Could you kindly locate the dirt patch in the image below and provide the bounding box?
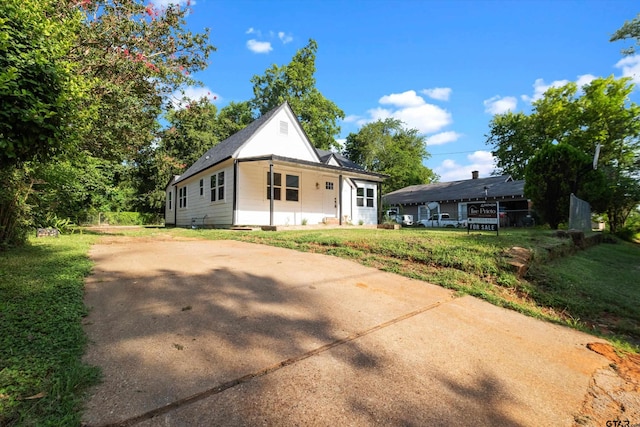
[574,342,640,426]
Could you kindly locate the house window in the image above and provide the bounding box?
[168,191,172,210]
[210,171,225,202]
[325,181,334,190]
[279,120,288,135]
[179,186,187,208]
[199,179,204,197]
[267,172,282,200]
[285,174,299,201]
[366,188,374,207]
[357,187,375,208]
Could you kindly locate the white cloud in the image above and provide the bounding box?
[392,104,452,134]
[247,39,272,54]
[434,151,497,182]
[522,74,597,103]
[421,87,452,101]
[246,27,255,34]
[170,86,219,109]
[278,31,293,44]
[379,90,425,107]
[615,55,640,84]
[483,95,517,115]
[576,74,597,87]
[342,114,361,123]
[428,131,462,146]
[361,91,452,134]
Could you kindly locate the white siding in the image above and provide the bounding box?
[341,178,354,224]
[352,180,379,225]
[174,160,234,227]
[327,156,340,167]
[236,161,336,226]
[165,187,175,225]
[235,108,319,162]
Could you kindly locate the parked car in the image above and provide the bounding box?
[394,214,414,226]
[418,213,466,228]
[385,210,414,226]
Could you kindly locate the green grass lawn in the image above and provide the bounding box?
[1,226,638,425]
[0,234,100,426]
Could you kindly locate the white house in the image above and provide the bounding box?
[165,102,386,228]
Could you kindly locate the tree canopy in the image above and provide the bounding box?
[0,0,215,246]
[486,76,640,232]
[524,144,607,229]
[250,39,344,150]
[70,0,214,161]
[0,0,84,166]
[610,13,640,55]
[343,118,437,193]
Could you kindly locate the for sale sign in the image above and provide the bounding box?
[467,202,499,234]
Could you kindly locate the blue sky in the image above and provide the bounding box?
[161,0,639,182]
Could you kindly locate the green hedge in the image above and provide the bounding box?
[100,212,163,226]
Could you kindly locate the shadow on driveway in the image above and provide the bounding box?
[82,239,606,426]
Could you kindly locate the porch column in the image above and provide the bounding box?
[232,160,238,226]
[338,174,343,225]
[269,162,274,226]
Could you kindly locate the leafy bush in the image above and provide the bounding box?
[36,214,74,234]
[99,212,163,226]
[615,210,640,242]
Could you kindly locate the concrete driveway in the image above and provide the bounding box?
[81,237,609,426]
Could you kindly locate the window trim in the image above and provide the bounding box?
[267,172,282,201]
[179,186,187,209]
[366,188,374,207]
[356,186,375,208]
[210,171,225,203]
[267,172,299,202]
[199,179,204,197]
[285,174,299,202]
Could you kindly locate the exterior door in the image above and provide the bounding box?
[322,178,338,218]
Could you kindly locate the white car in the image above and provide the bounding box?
[395,214,414,226]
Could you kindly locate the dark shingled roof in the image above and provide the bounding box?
[174,102,288,185]
[173,102,376,185]
[383,175,525,205]
[315,149,365,170]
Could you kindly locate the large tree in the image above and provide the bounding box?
[485,112,546,179]
[216,101,256,141]
[70,0,215,162]
[486,76,640,232]
[524,144,607,229]
[0,0,84,166]
[344,118,437,193]
[1,0,215,246]
[250,39,344,150]
[0,0,86,246]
